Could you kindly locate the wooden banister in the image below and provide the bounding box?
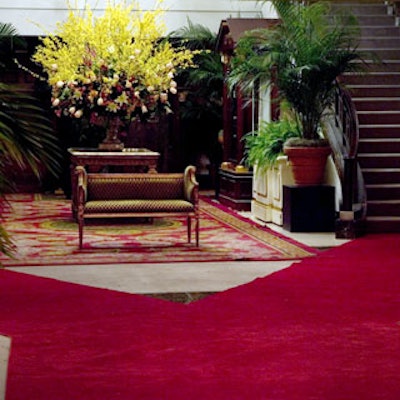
[324,84,367,238]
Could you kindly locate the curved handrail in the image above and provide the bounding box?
[390,1,400,17]
[336,87,359,158]
[324,84,367,224]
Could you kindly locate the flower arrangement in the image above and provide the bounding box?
[32,0,196,124]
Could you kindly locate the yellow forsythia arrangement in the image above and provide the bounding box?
[32,0,196,121]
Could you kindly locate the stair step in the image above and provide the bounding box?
[357,111,400,125]
[344,73,400,85]
[367,200,400,216]
[353,98,400,111]
[362,168,400,184]
[362,61,400,73]
[360,26,400,36]
[359,125,400,138]
[359,138,400,153]
[332,4,389,15]
[349,85,400,97]
[361,49,400,60]
[357,15,397,25]
[358,153,400,168]
[359,37,400,48]
[364,183,400,200]
[365,217,400,233]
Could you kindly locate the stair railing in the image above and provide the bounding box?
[324,84,367,238]
[392,1,400,25]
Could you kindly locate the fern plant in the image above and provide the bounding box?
[243,118,301,171]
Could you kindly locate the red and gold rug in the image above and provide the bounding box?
[0,193,316,266]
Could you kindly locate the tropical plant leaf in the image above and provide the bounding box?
[229,0,366,140]
[0,83,61,177]
[0,22,26,71]
[170,19,224,121]
[0,22,62,258]
[243,118,301,170]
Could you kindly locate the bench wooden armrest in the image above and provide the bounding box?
[74,165,200,249]
[75,166,87,221]
[184,165,199,207]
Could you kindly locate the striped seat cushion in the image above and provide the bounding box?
[84,199,195,214]
[87,177,184,200]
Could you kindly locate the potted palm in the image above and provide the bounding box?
[229,0,363,185]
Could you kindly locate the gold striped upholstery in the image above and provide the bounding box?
[85,199,194,214]
[87,176,185,201]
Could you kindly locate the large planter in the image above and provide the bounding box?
[283,145,331,185]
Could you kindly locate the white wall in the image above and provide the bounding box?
[0,1,275,36]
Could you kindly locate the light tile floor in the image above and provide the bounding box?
[6,222,350,295]
[0,335,11,400]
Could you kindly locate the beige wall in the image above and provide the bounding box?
[0,1,275,35]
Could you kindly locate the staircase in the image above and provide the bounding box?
[336,1,400,233]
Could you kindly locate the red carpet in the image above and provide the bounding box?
[0,194,315,266]
[1,234,400,399]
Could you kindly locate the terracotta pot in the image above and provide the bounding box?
[283,145,331,185]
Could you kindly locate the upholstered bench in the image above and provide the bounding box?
[75,165,199,249]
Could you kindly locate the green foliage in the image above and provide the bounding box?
[0,22,61,258]
[243,118,301,171]
[0,22,25,71]
[0,84,60,178]
[229,0,363,140]
[170,20,223,121]
[170,19,218,51]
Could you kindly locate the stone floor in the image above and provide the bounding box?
[6,224,349,297]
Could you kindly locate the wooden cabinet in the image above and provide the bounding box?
[218,169,253,211]
[216,18,277,210]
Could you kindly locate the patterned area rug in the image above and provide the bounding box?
[0,193,316,266]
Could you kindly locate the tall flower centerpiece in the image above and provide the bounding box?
[32,0,196,150]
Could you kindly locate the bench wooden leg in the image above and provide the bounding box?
[195,216,199,247]
[187,216,191,243]
[78,219,84,249]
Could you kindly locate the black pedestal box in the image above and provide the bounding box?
[283,185,335,232]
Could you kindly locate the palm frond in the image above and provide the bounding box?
[0,22,26,71]
[0,83,61,177]
[0,22,62,259]
[171,20,224,123]
[229,0,365,139]
[0,22,18,37]
[170,19,217,50]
